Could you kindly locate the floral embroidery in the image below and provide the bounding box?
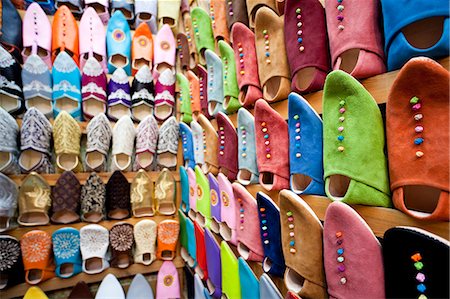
[82,57,104,77]
[110,224,134,252]
[157,117,179,155]
[53,232,80,260]
[21,233,52,263]
[158,222,179,245]
[164,275,173,286]
[20,108,53,154]
[81,173,106,217]
[0,238,20,271]
[80,227,109,255]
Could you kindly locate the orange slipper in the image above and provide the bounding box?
[132,23,154,76]
[52,6,79,66]
[156,220,180,260]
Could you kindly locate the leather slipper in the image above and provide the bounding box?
[131,169,155,217]
[134,219,157,265]
[106,170,131,219]
[52,227,82,278]
[80,224,110,274]
[110,222,134,269]
[21,230,55,284]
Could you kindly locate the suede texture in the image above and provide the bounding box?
[194,65,213,119]
[208,173,221,233]
[197,114,219,175]
[194,220,208,280]
[386,57,449,221]
[177,73,193,124]
[216,112,238,181]
[205,49,225,116]
[186,216,197,267]
[179,209,188,250]
[247,0,278,28]
[180,166,190,213]
[383,227,449,299]
[191,7,215,61]
[209,0,230,43]
[187,167,198,219]
[231,22,263,108]
[238,258,260,299]
[260,273,283,299]
[254,99,290,191]
[226,0,249,29]
[220,241,241,299]
[279,190,327,298]
[288,93,325,196]
[237,108,259,185]
[322,70,391,207]
[183,14,199,68]
[187,70,202,116]
[325,0,386,78]
[191,120,205,167]
[324,201,385,298]
[233,183,264,262]
[218,40,240,114]
[256,192,286,277]
[382,0,450,71]
[255,7,291,102]
[204,228,222,298]
[195,165,211,228]
[218,173,237,245]
[180,122,196,169]
[177,33,191,71]
[284,0,329,93]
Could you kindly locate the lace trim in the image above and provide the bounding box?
[0,47,15,68]
[158,69,176,86]
[132,89,154,101]
[53,80,81,94]
[23,80,53,93]
[109,89,131,101]
[135,65,153,83]
[23,55,49,74]
[0,75,22,92]
[82,82,107,96]
[53,52,78,73]
[111,68,129,84]
[155,90,175,104]
[82,58,104,77]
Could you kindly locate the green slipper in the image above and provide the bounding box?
[191,7,215,65]
[176,73,193,124]
[221,241,242,299]
[322,70,391,207]
[195,165,211,228]
[219,40,241,114]
[178,209,187,250]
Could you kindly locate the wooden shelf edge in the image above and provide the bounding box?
[0,257,185,298]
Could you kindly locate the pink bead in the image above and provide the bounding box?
[240,59,244,63]
[297,30,302,35]
[265,141,270,146]
[295,136,300,140]
[415,126,423,133]
[339,108,346,114]
[416,273,425,282]
[297,15,301,19]
[229,11,234,16]
[240,219,244,223]
[338,126,344,132]
[263,233,268,237]
[288,217,294,222]
[266,148,270,152]
[412,103,421,111]
[289,232,294,237]
[296,123,300,128]
[264,34,269,39]
[265,46,269,50]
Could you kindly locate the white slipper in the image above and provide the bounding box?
[80,224,110,274]
[134,219,157,265]
[95,273,125,299]
[111,115,136,172]
[127,274,154,299]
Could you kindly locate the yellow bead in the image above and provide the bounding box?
[266,154,271,159]
[338,146,345,152]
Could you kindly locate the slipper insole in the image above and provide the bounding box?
[108,208,129,219]
[58,153,78,171]
[237,169,253,183]
[404,185,441,215]
[237,242,251,260]
[55,97,78,114]
[115,8,132,19]
[159,203,175,215]
[285,268,306,293]
[85,257,103,271]
[111,54,128,69]
[294,67,317,91]
[328,174,351,199]
[0,152,10,170]
[114,153,131,170]
[162,17,175,26]
[208,101,218,115]
[210,219,220,234]
[133,58,151,70]
[23,46,50,59]
[265,77,282,101]
[116,253,130,268]
[0,216,9,231]
[20,212,48,225]
[402,17,445,49]
[27,97,52,116]
[220,223,232,241]
[135,207,155,217]
[83,98,105,117]
[137,152,153,169]
[261,172,275,187]
[158,153,176,168]
[27,269,43,284]
[338,49,360,74]
[59,263,74,277]
[87,2,107,13]
[161,250,174,260]
[132,105,153,122]
[291,174,313,193]
[0,273,7,289]
[143,253,152,263]
[223,96,232,109]
[86,151,105,169]
[137,12,153,21]
[52,210,79,224]
[83,211,103,223]
[109,104,130,120]
[19,150,43,171]
[0,94,19,113]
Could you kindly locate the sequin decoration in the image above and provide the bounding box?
[336,231,346,285]
[295,8,304,52]
[238,197,244,230]
[411,252,427,298]
[336,0,345,30]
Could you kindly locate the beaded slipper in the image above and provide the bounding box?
[225,0,249,29]
[216,112,238,181]
[80,224,110,274]
[191,120,205,168]
[209,0,229,43]
[21,230,55,284]
[52,227,82,278]
[180,166,190,213]
[180,123,196,169]
[110,222,134,268]
[177,72,193,124]
[191,7,215,65]
[237,108,259,185]
[187,70,202,119]
[219,40,240,113]
[134,219,157,265]
[197,114,219,175]
[205,49,225,117]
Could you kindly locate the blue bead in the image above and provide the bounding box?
[337,0,343,2]
[297,38,303,43]
[296,143,300,148]
[242,147,247,151]
[265,52,270,57]
[290,241,295,246]
[417,284,426,293]
[338,135,344,141]
[240,208,244,212]
[337,248,344,255]
[220,146,224,150]
[264,134,269,139]
[414,138,424,145]
[239,53,244,57]
[262,220,267,224]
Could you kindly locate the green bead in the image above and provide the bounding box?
[410,96,420,104]
[293,114,299,120]
[414,261,424,270]
[339,100,346,106]
[240,126,245,130]
[296,8,301,13]
[286,211,293,216]
[263,29,267,34]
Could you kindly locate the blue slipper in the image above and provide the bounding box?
[180,123,196,169]
[186,216,197,268]
[260,273,283,299]
[238,258,260,299]
[204,228,222,298]
[179,166,190,214]
[107,11,132,75]
[52,227,82,278]
[205,49,226,117]
[208,173,221,234]
[237,108,259,185]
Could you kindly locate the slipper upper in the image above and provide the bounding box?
[177,72,193,124]
[191,120,205,166]
[51,170,81,224]
[22,55,52,110]
[195,65,212,119]
[176,33,190,71]
[238,258,260,299]
[180,122,196,169]
[208,173,221,225]
[180,167,190,213]
[225,0,249,29]
[0,173,18,223]
[220,241,241,299]
[106,11,131,75]
[195,165,211,228]
[210,0,230,42]
[237,108,259,185]
[52,227,82,278]
[156,261,181,299]
[52,6,79,66]
[218,173,238,245]
[197,114,219,175]
[216,112,238,181]
[204,228,222,297]
[79,7,107,73]
[205,49,225,116]
[259,273,283,299]
[218,40,240,114]
[154,24,176,69]
[81,172,106,222]
[106,170,131,218]
[86,114,111,159]
[194,221,208,280]
[157,116,179,156]
[81,57,107,114]
[191,8,215,56]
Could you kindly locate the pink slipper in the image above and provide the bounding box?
[154,24,176,76]
[218,173,238,246]
[156,261,180,299]
[79,7,107,73]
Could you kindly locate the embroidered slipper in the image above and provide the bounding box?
[23,287,49,299]
[382,1,449,71]
[51,170,81,224]
[110,222,134,268]
[233,183,264,262]
[325,0,385,78]
[195,165,211,228]
[131,169,155,217]
[247,0,279,28]
[131,65,155,122]
[260,273,283,299]
[180,166,190,213]
[154,69,176,122]
[52,227,82,278]
[191,120,205,167]
[0,174,18,232]
[238,258,259,299]
[155,168,177,215]
[209,0,229,43]
[18,108,54,174]
[208,173,221,234]
[231,23,263,108]
[205,49,225,116]
[387,57,449,220]
[237,108,259,185]
[81,57,108,120]
[85,113,112,172]
[128,274,154,299]
[107,68,132,121]
[0,108,20,175]
[21,230,55,284]
[216,112,238,181]
[194,221,208,280]
[197,114,219,175]
[157,0,181,30]
[323,70,391,207]
[132,23,153,76]
[52,6,79,66]
[81,172,106,223]
[218,173,237,245]
[96,274,125,299]
[135,0,158,34]
[80,224,110,274]
[284,0,329,93]
[226,0,249,29]
[134,115,158,171]
[156,220,180,260]
[52,52,82,121]
[220,241,241,299]
[79,7,107,74]
[156,261,181,299]
[180,123,196,169]
[1,0,23,64]
[187,167,198,220]
[84,0,109,25]
[134,219,157,265]
[111,115,135,172]
[288,92,325,196]
[194,65,212,119]
[254,99,290,191]
[107,11,132,75]
[157,116,179,169]
[53,111,82,172]
[17,172,51,226]
[255,7,291,102]
[153,24,176,77]
[177,72,193,124]
[279,190,327,297]
[0,46,24,115]
[68,281,94,299]
[187,70,202,119]
[256,191,286,277]
[204,228,222,297]
[106,170,131,219]
[324,201,385,298]
[111,0,135,24]
[0,236,24,289]
[191,7,215,65]
[177,33,191,71]
[218,41,240,113]
[22,3,52,69]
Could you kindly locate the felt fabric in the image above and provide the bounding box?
[208,173,221,234]
[237,108,259,185]
[157,0,180,30]
[180,167,190,213]
[220,241,241,299]
[177,73,193,124]
[131,23,153,76]
[216,112,238,181]
[279,190,327,298]
[191,7,215,63]
[52,227,82,278]
[218,40,240,114]
[322,70,391,207]
[106,11,132,75]
[231,23,263,108]
[156,261,181,299]
[256,191,286,277]
[197,114,219,175]
[324,201,385,298]
[209,0,230,43]
[187,70,202,117]
[325,0,386,78]
[260,274,283,299]
[233,183,264,262]
[254,99,290,191]
[180,123,196,169]
[386,57,449,221]
[191,120,205,167]
[218,173,238,245]
[195,165,211,228]
[153,25,176,73]
[288,92,325,196]
[382,0,450,71]
[247,0,278,28]
[187,167,198,220]
[204,228,222,298]
[51,6,79,66]
[284,0,329,93]
[383,227,449,299]
[238,258,260,299]
[205,49,225,116]
[255,7,291,102]
[225,0,249,29]
[186,216,198,268]
[194,65,213,119]
[194,220,209,280]
[177,33,191,71]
